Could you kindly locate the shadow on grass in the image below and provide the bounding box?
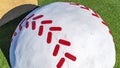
[0,4,38,66]
[0,4,38,26]
[0,13,28,66]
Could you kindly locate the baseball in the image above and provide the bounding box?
[10,2,116,68]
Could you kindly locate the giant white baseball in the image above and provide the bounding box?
[10,2,116,68]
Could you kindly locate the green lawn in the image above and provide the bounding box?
[0,0,120,68]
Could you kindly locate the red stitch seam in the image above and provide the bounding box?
[19,25,22,31]
[102,21,108,26]
[38,25,44,36]
[92,11,99,18]
[19,18,26,31]
[109,31,112,35]
[20,18,26,24]
[65,52,76,61]
[53,44,60,56]
[33,15,44,20]
[57,58,65,68]
[13,32,17,36]
[59,39,71,46]
[80,6,89,10]
[32,21,36,30]
[47,32,52,44]
[26,21,29,28]
[27,14,35,20]
[49,27,62,31]
[41,20,52,24]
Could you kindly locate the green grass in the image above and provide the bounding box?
[0,0,120,68]
[0,49,9,68]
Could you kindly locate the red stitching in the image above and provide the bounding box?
[92,11,99,18]
[33,15,43,20]
[19,18,26,31]
[32,21,36,30]
[45,26,62,43]
[69,2,80,6]
[49,27,62,31]
[109,31,112,35]
[38,20,53,37]
[65,52,76,61]
[26,21,29,28]
[27,14,35,20]
[80,6,89,10]
[13,32,17,36]
[14,13,77,67]
[68,1,110,38]
[20,18,26,24]
[19,25,22,31]
[38,25,44,36]
[59,39,71,46]
[41,20,52,24]
[57,58,65,68]
[47,32,52,44]
[54,39,76,67]
[102,21,108,26]
[15,5,112,67]
[53,44,60,56]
